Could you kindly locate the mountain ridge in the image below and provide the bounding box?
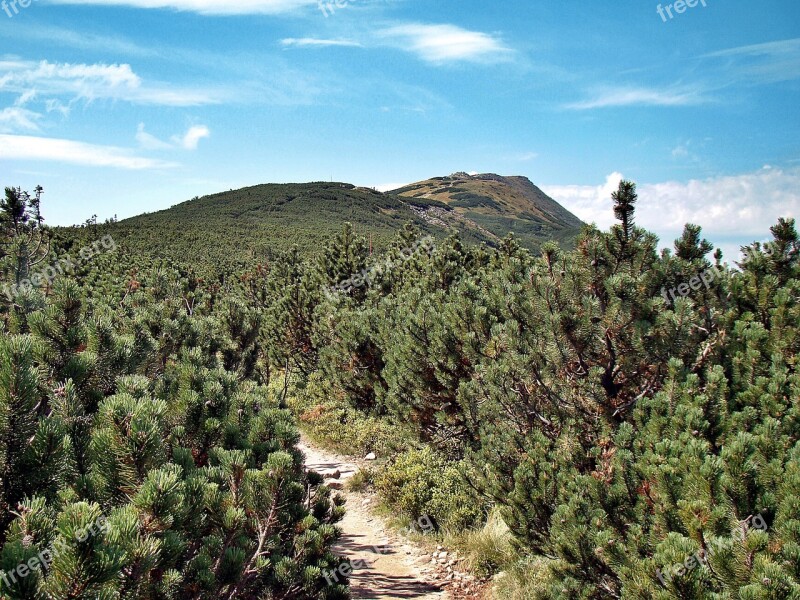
[93,174,583,273]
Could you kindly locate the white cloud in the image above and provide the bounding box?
[543,172,625,230]
[0,92,45,132]
[543,167,800,258]
[638,168,799,237]
[136,123,210,150]
[174,125,210,149]
[378,24,511,65]
[45,99,72,117]
[15,89,37,106]
[47,0,315,15]
[0,60,141,91]
[0,134,177,169]
[0,60,224,106]
[0,107,41,132]
[281,38,363,48]
[567,86,708,110]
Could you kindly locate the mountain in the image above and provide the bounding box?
[81,176,583,273]
[392,172,584,250]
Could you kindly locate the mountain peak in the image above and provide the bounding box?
[391,173,583,249]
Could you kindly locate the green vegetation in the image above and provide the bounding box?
[63,175,584,280]
[393,172,584,250]
[78,183,439,276]
[3,175,799,599]
[0,186,348,600]
[448,192,504,211]
[274,183,798,598]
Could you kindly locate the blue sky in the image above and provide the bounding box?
[0,0,798,259]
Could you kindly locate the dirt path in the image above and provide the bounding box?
[299,437,445,600]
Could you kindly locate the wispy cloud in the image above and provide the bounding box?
[0,107,41,133]
[702,37,800,85]
[281,38,363,48]
[566,86,709,110]
[47,0,315,15]
[0,134,177,169]
[5,23,160,58]
[669,138,710,167]
[0,91,42,133]
[567,37,800,112]
[0,60,225,106]
[377,23,512,65]
[0,60,141,92]
[135,123,173,150]
[361,79,452,114]
[704,37,800,60]
[136,123,210,150]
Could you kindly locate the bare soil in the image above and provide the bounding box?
[299,438,446,600]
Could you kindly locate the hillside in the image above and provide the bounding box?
[83,176,583,273]
[4,182,799,600]
[392,172,584,249]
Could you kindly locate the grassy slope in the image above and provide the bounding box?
[61,177,584,274]
[393,172,584,249]
[89,183,454,273]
